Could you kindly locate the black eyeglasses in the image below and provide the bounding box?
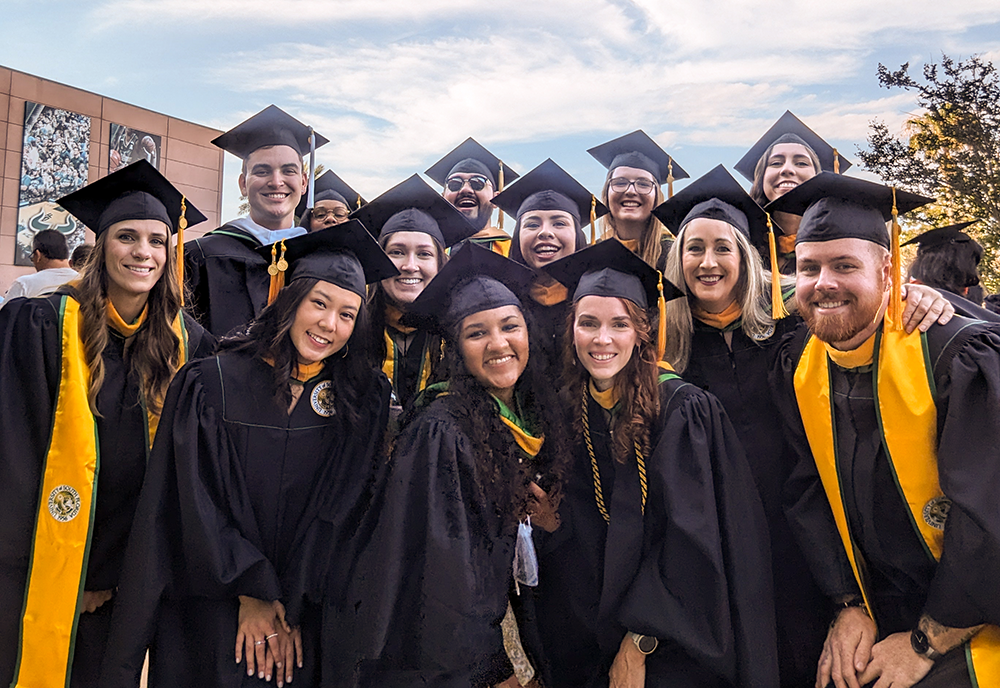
[446,175,490,192]
[609,177,656,195]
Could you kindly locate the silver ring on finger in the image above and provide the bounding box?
[266,633,278,639]
[255,639,266,645]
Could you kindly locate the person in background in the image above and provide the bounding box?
[70,242,94,271]
[735,110,850,274]
[425,137,519,256]
[185,105,328,336]
[297,169,365,233]
[1,229,78,306]
[587,129,688,270]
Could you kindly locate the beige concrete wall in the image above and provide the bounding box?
[0,65,223,293]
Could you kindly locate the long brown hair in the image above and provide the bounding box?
[563,297,660,463]
[598,171,669,269]
[748,139,821,205]
[77,225,182,416]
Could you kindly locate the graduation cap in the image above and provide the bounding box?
[587,130,688,196]
[58,160,208,307]
[766,172,934,330]
[402,242,535,335]
[545,238,684,359]
[350,174,476,249]
[296,170,367,219]
[425,137,519,192]
[901,221,981,256]
[254,219,398,303]
[211,105,329,159]
[734,110,852,182]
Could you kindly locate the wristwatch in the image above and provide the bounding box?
[910,628,944,661]
[629,632,658,655]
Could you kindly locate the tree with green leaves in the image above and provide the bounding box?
[858,54,1000,291]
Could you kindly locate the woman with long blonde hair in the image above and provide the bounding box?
[0,161,213,688]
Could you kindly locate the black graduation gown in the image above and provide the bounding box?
[774,318,1000,637]
[100,352,390,688]
[523,297,570,379]
[184,225,270,337]
[0,293,213,688]
[682,316,829,686]
[531,377,779,688]
[322,394,517,687]
[385,326,433,410]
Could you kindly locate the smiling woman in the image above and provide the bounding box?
[323,244,569,686]
[0,162,214,688]
[100,222,397,688]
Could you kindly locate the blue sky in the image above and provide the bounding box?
[2,0,998,222]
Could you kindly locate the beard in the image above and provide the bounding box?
[801,279,886,345]
[453,192,492,230]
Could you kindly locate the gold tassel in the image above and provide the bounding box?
[177,196,187,307]
[767,213,789,319]
[266,240,288,305]
[356,194,362,210]
[590,195,597,245]
[657,272,667,361]
[887,188,903,331]
[666,156,675,198]
[833,148,841,174]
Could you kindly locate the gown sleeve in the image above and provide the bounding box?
[924,327,1000,628]
[616,383,779,688]
[329,402,512,687]
[100,359,283,687]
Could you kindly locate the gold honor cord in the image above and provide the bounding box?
[581,386,647,522]
[13,297,99,688]
[794,329,1000,683]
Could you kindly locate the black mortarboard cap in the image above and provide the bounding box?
[765,173,933,248]
[587,130,688,186]
[403,243,535,334]
[58,159,207,235]
[254,220,397,298]
[491,159,608,227]
[901,221,980,252]
[545,238,683,309]
[652,165,768,246]
[212,105,329,159]
[734,110,851,181]
[296,170,367,218]
[425,137,519,190]
[350,174,476,249]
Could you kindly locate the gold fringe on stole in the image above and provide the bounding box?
[767,213,789,319]
[666,156,675,198]
[13,298,98,688]
[177,196,187,307]
[887,189,903,332]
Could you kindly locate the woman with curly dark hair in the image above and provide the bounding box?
[533,239,779,688]
[0,161,213,688]
[100,222,396,688]
[323,243,568,687]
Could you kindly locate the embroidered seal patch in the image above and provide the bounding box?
[311,380,335,417]
[923,496,952,530]
[48,485,81,522]
[751,325,776,342]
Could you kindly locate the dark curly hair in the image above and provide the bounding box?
[562,297,660,464]
[427,311,571,529]
[220,277,375,425]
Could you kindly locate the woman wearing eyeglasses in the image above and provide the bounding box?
[301,192,352,232]
[588,131,688,271]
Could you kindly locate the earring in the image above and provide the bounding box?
[340,343,349,359]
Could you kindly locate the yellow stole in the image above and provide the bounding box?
[529,279,569,307]
[13,296,188,688]
[382,329,432,402]
[793,325,1000,684]
[469,226,512,257]
[691,301,742,330]
[493,396,544,458]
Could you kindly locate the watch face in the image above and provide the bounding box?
[911,629,930,655]
[637,635,657,654]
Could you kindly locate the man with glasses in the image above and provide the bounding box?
[425,138,519,256]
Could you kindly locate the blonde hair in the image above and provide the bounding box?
[662,219,794,372]
[598,171,669,269]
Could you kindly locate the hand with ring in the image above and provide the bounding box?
[235,596,292,681]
